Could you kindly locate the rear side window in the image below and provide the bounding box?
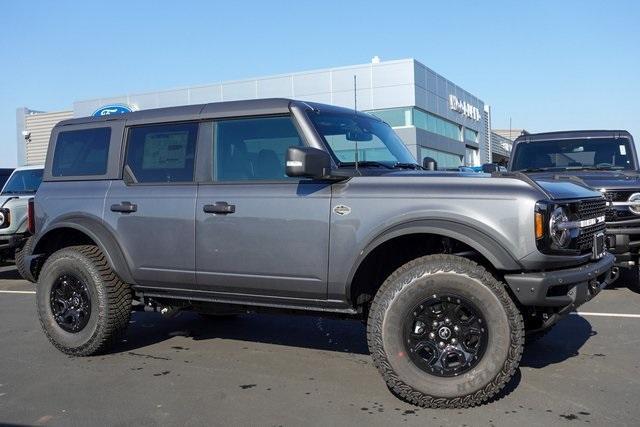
[52,128,111,176]
[125,123,198,183]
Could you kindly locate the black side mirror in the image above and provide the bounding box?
[423,156,438,171]
[286,146,332,179]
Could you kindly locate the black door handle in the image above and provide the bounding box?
[203,202,236,215]
[110,201,137,213]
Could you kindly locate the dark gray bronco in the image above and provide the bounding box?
[19,99,615,408]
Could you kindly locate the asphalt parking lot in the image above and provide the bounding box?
[0,263,639,426]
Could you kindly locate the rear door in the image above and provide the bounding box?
[104,122,198,288]
[195,116,332,299]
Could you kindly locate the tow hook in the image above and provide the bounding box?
[610,266,620,284]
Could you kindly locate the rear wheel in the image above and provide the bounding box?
[367,255,524,408]
[36,245,132,356]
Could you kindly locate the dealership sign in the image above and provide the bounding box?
[93,104,135,117]
[448,95,481,121]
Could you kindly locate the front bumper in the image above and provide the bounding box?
[605,217,640,267]
[0,234,25,251]
[504,252,615,308]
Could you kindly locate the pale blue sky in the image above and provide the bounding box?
[1,0,639,167]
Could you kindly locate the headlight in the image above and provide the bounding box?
[0,208,9,229]
[549,207,571,248]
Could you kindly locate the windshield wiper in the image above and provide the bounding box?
[340,161,394,169]
[393,162,422,170]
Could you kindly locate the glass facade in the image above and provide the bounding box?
[420,147,463,169]
[464,128,478,143]
[368,108,411,128]
[413,108,461,141]
[369,107,463,142]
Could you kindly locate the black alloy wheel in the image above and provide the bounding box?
[403,294,488,377]
[50,273,92,333]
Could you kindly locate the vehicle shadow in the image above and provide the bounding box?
[521,314,594,369]
[0,266,21,281]
[112,309,595,367]
[113,310,370,355]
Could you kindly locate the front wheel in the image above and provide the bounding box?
[36,245,132,356]
[367,255,524,408]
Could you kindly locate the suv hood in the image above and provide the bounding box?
[524,170,640,192]
[0,194,30,208]
[364,169,603,201]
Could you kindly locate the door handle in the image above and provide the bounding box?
[110,201,137,213]
[203,202,236,215]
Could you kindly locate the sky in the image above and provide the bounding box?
[0,0,639,167]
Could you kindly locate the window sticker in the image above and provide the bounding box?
[620,145,627,156]
[142,132,188,169]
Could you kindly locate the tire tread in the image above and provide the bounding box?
[38,245,132,356]
[366,254,524,408]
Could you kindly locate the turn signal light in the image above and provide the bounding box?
[535,212,544,240]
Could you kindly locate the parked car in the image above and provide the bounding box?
[0,165,43,262]
[0,168,14,190]
[20,99,614,408]
[509,130,639,287]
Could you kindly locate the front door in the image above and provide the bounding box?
[104,122,199,288]
[195,116,331,300]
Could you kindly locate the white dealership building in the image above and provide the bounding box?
[17,58,494,168]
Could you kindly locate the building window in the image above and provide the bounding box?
[367,108,412,127]
[52,127,111,177]
[464,128,478,143]
[419,147,463,169]
[465,147,480,167]
[412,108,461,141]
[125,123,198,183]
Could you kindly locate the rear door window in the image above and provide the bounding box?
[52,128,111,176]
[125,123,198,183]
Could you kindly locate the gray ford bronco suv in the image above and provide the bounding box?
[509,130,639,288]
[19,99,614,408]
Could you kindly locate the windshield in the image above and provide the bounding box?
[1,169,43,195]
[307,111,417,167]
[511,138,636,171]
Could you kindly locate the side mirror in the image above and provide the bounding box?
[286,146,332,179]
[423,156,438,171]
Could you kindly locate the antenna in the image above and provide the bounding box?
[353,75,359,174]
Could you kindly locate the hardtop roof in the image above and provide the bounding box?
[514,129,634,144]
[55,98,378,128]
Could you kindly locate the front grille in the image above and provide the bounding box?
[576,198,606,220]
[576,222,606,251]
[605,207,636,223]
[573,198,607,252]
[603,191,640,224]
[603,191,634,203]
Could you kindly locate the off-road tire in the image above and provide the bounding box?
[15,235,35,282]
[367,254,524,408]
[37,245,132,356]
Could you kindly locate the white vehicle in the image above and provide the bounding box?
[0,165,43,262]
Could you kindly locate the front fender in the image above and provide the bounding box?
[335,218,524,304]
